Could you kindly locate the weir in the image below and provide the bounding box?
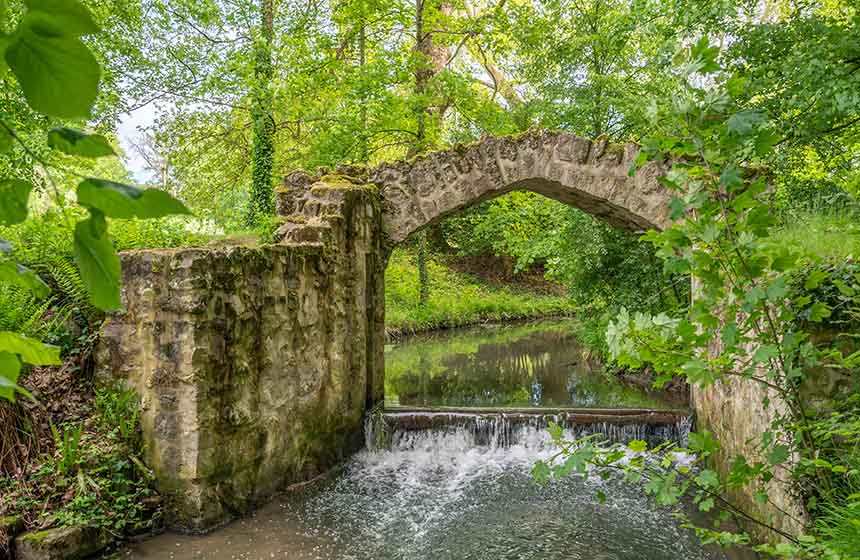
[368,408,692,450]
[129,401,738,560]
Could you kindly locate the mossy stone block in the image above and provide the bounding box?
[14,526,112,560]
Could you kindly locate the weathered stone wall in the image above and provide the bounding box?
[695,331,858,541]
[97,183,383,531]
[693,381,806,539]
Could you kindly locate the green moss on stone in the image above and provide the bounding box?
[318,174,361,186]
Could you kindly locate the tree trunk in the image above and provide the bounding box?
[247,0,276,226]
[411,0,451,305]
[359,17,368,163]
[417,232,430,305]
[413,0,429,304]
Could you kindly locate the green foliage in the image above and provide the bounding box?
[538,31,860,558]
[4,4,100,119]
[385,248,576,334]
[0,179,32,225]
[47,127,115,158]
[815,485,860,559]
[77,179,191,221]
[110,216,207,252]
[44,257,90,314]
[94,386,140,447]
[442,192,687,314]
[569,312,612,363]
[0,0,192,400]
[772,214,860,271]
[50,422,83,475]
[73,213,121,310]
[0,285,70,343]
[3,424,159,535]
[0,260,49,297]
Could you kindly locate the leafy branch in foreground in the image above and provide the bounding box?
[536,37,860,560]
[0,0,192,400]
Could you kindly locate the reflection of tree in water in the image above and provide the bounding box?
[391,327,582,406]
[566,375,598,407]
[387,321,675,409]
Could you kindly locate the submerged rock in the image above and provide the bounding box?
[14,526,112,560]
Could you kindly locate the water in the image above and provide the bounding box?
[128,420,747,560]
[384,320,682,409]
[126,320,748,560]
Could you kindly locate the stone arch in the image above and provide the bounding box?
[95,129,798,538]
[369,130,672,248]
[97,130,678,531]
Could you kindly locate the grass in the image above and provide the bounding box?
[771,211,860,261]
[384,248,577,335]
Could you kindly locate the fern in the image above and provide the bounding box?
[45,258,92,313]
[0,257,88,344]
[0,285,70,342]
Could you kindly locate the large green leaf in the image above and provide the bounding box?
[0,261,50,297]
[24,0,99,36]
[768,444,790,466]
[77,178,192,219]
[694,469,719,489]
[73,212,121,310]
[48,127,115,158]
[726,110,766,137]
[688,430,720,455]
[0,331,61,365]
[0,179,32,225]
[0,351,23,401]
[5,25,100,119]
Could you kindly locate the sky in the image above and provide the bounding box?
[116,103,158,183]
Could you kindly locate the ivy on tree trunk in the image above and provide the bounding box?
[248,0,276,227]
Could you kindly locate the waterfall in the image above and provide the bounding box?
[365,409,692,452]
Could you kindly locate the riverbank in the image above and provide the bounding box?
[384,249,577,338]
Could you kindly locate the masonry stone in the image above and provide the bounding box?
[97,130,798,539]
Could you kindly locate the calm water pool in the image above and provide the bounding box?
[385,319,679,409]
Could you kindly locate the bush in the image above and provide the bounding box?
[0,387,160,536]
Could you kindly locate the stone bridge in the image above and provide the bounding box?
[276,130,670,251]
[97,130,791,537]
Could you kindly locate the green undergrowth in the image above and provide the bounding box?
[385,248,577,335]
[0,386,160,538]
